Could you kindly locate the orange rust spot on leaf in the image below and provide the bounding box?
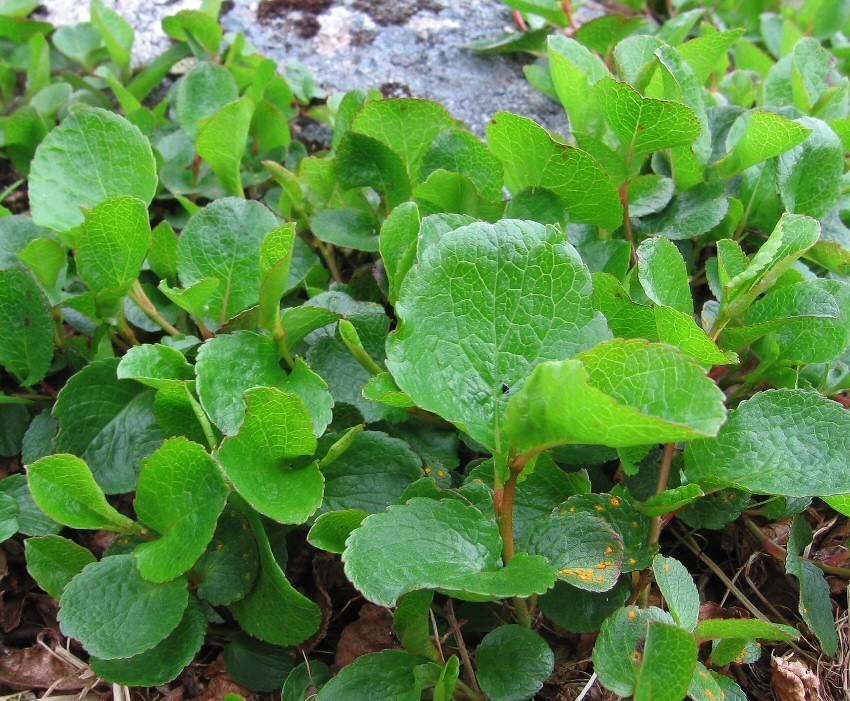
[610,497,621,507]
[628,610,637,620]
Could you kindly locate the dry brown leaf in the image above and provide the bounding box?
[334,603,395,670]
[0,645,88,691]
[771,655,823,701]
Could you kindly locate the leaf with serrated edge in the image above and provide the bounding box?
[504,339,726,453]
[386,219,609,454]
[634,622,698,701]
[58,554,188,659]
[118,343,194,389]
[685,389,850,496]
[216,388,321,524]
[133,438,228,583]
[25,535,95,599]
[27,454,139,533]
[343,498,556,607]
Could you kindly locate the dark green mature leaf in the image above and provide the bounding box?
[477,626,554,701]
[343,498,555,606]
[133,438,227,583]
[216,388,321,524]
[29,108,157,231]
[229,500,321,645]
[90,596,207,685]
[77,196,150,296]
[282,661,332,701]
[0,473,59,535]
[685,389,850,496]
[25,535,95,599]
[785,515,838,655]
[0,491,17,541]
[652,555,699,630]
[316,650,434,701]
[420,128,504,202]
[637,181,729,241]
[53,357,164,494]
[520,510,623,592]
[487,112,622,228]
[58,554,188,659]
[193,505,259,606]
[504,339,726,452]
[27,454,139,533]
[777,117,844,218]
[539,578,631,633]
[593,606,675,697]
[177,198,277,328]
[634,623,698,701]
[386,219,609,453]
[595,78,700,162]
[223,635,295,692]
[0,266,53,385]
[318,430,422,514]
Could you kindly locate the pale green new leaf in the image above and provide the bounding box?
[25,535,95,599]
[652,555,699,630]
[134,438,228,583]
[637,237,693,315]
[504,339,726,453]
[634,623,698,701]
[118,343,194,389]
[197,97,254,197]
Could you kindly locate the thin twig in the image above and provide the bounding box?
[445,599,481,696]
[575,673,598,701]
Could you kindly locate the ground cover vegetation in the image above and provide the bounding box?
[0,0,849,698]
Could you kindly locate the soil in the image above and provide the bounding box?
[378,81,412,99]
[351,0,443,26]
[256,0,334,25]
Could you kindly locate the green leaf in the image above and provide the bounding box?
[308,509,368,554]
[316,650,434,701]
[197,98,254,197]
[29,108,156,232]
[53,357,164,494]
[637,180,729,241]
[363,372,415,408]
[685,389,850,496]
[0,216,50,270]
[0,491,17,541]
[90,596,206,686]
[27,454,139,533]
[216,387,321,524]
[177,198,277,327]
[520,510,623,592]
[351,98,457,181]
[58,554,188,659]
[420,129,504,202]
[504,339,726,452]
[678,29,745,85]
[501,0,567,25]
[0,472,59,535]
[477,626,554,701]
[335,132,411,209]
[91,0,133,78]
[539,578,631,633]
[487,112,622,228]
[637,237,693,315]
[19,237,66,290]
[193,504,259,606]
[386,219,609,453]
[77,196,151,297]
[785,515,838,655]
[414,170,503,221]
[595,78,701,162]
[281,306,341,347]
[636,484,704,517]
[380,201,420,306]
[711,111,812,180]
[777,117,844,218]
[319,430,422,514]
[693,618,799,641]
[223,635,295,692]
[593,606,675,697]
[25,535,94,599]
[634,623,698,701]
[311,208,378,252]
[159,277,219,321]
[282,661,332,701]
[175,62,239,139]
[162,9,221,56]
[118,343,194,389]
[343,498,556,607]
[229,500,321,646]
[0,266,54,385]
[627,175,675,217]
[548,35,609,136]
[654,306,737,367]
[652,555,699,631]
[133,437,227,583]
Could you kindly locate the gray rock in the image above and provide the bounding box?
[42,0,569,136]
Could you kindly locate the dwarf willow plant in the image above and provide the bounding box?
[1,0,849,699]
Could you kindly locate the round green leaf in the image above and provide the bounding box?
[685,389,850,496]
[216,387,321,524]
[194,504,259,606]
[343,497,556,607]
[117,343,195,389]
[315,650,432,701]
[90,596,207,686]
[476,625,554,701]
[133,437,228,582]
[175,62,239,139]
[0,266,54,386]
[29,108,156,231]
[25,535,95,600]
[58,554,188,659]
[539,578,631,633]
[386,219,609,453]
